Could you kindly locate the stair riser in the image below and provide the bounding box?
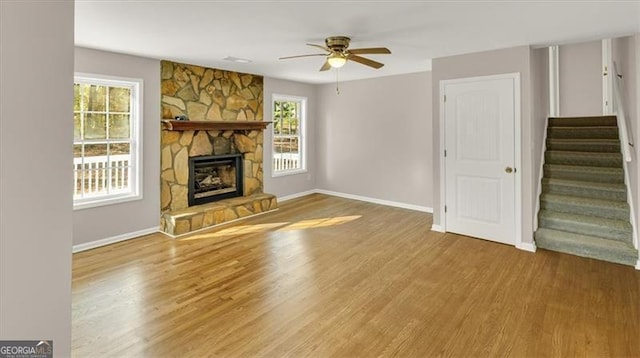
[547,128,618,139]
[538,216,631,242]
[549,117,618,127]
[542,183,627,201]
[535,235,637,266]
[543,169,624,184]
[545,153,622,168]
[540,200,629,220]
[545,141,620,153]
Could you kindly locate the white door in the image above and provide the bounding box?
[443,76,517,245]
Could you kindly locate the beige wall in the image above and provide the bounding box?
[0,1,74,355]
[316,72,433,209]
[559,40,602,116]
[263,77,318,198]
[431,46,535,244]
[74,48,161,245]
[531,47,550,217]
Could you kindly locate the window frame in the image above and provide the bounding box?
[271,94,307,177]
[73,73,144,210]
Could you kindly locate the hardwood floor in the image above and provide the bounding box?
[72,194,640,357]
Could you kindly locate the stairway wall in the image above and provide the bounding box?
[531,47,550,214]
[613,35,639,249]
[559,40,603,116]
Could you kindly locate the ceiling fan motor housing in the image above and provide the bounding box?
[325,36,351,52]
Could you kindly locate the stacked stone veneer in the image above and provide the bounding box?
[160,60,276,236]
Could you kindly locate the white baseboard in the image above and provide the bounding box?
[314,189,433,213]
[516,242,537,253]
[431,224,445,232]
[635,259,640,270]
[73,226,159,253]
[278,190,316,202]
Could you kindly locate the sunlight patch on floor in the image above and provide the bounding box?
[277,215,362,231]
[180,215,362,241]
[181,223,289,241]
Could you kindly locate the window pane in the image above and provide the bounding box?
[84,113,106,139]
[274,136,285,154]
[288,117,299,135]
[73,144,83,158]
[84,143,108,157]
[111,166,130,190]
[109,142,130,156]
[74,83,81,112]
[108,114,130,139]
[82,84,107,112]
[74,113,82,140]
[290,137,300,154]
[109,87,131,112]
[273,116,281,135]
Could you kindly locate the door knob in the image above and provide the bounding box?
[505,167,514,173]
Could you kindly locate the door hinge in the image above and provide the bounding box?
[444,205,447,213]
[444,94,447,102]
[444,149,447,157]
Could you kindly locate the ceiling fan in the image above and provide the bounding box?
[279,36,391,71]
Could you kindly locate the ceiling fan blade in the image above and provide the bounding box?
[319,61,331,71]
[307,43,330,52]
[348,54,384,69]
[348,47,391,55]
[279,54,327,60]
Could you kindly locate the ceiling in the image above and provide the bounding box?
[75,1,640,84]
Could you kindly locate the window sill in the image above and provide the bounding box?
[272,169,308,178]
[73,193,142,211]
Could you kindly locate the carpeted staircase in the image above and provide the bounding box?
[535,115,639,266]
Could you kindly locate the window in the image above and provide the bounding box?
[272,95,306,176]
[73,74,142,209]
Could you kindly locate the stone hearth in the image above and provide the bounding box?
[160,60,276,236]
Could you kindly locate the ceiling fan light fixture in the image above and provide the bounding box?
[327,53,347,68]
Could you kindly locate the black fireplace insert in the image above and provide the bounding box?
[188,154,243,206]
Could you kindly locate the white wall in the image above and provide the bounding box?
[73,47,161,246]
[263,77,317,198]
[316,72,433,209]
[432,46,535,244]
[559,40,602,116]
[0,1,74,356]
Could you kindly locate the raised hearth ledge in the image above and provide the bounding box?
[162,120,271,131]
[161,193,278,237]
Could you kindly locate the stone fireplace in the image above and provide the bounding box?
[160,61,277,236]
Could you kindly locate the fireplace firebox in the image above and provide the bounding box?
[188,154,243,206]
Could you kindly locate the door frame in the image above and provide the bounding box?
[438,72,523,248]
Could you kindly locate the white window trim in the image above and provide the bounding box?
[271,94,307,177]
[73,73,144,210]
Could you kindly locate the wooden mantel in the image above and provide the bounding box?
[162,120,271,131]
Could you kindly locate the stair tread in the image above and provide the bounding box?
[542,178,626,191]
[535,227,638,266]
[546,150,621,157]
[546,138,620,144]
[539,210,632,232]
[549,116,617,120]
[540,193,629,210]
[549,126,618,130]
[544,164,623,174]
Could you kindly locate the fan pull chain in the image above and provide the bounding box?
[335,68,340,95]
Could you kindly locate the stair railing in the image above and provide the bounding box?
[612,61,633,162]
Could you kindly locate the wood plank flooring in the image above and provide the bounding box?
[72,194,640,357]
